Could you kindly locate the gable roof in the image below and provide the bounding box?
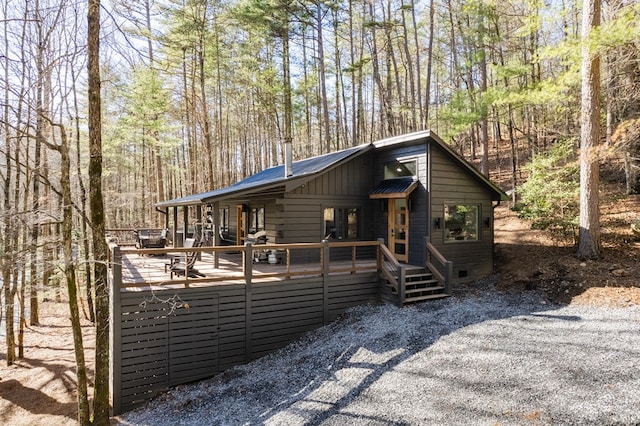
[156,130,507,208]
[373,130,508,201]
[156,144,371,208]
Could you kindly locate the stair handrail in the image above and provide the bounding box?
[377,239,400,295]
[425,237,453,294]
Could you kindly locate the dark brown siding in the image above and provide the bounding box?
[429,143,495,281]
[372,142,429,266]
[279,152,375,245]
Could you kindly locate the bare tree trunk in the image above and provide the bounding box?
[30,0,45,327]
[282,22,293,155]
[410,0,423,127]
[423,0,435,128]
[44,122,90,424]
[477,4,489,175]
[2,0,16,365]
[199,33,216,190]
[88,0,111,422]
[400,0,417,130]
[316,1,331,153]
[71,61,95,322]
[577,0,601,259]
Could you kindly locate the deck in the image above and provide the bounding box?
[108,239,451,415]
[114,241,380,289]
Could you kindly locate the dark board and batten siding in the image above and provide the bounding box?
[372,142,429,266]
[429,144,495,280]
[281,151,375,244]
[111,270,380,415]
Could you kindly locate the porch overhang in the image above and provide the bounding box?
[368,177,418,199]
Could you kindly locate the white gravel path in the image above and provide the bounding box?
[118,282,640,425]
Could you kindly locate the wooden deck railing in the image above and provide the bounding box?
[376,238,405,306]
[425,237,453,294]
[112,240,381,289]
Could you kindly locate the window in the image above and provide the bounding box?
[444,205,479,242]
[219,207,229,234]
[384,160,417,179]
[249,206,265,233]
[324,208,359,240]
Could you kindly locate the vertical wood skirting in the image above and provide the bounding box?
[110,245,122,415]
[322,240,330,325]
[244,242,253,361]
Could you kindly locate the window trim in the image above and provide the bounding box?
[443,204,480,243]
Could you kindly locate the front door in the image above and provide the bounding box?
[388,198,409,262]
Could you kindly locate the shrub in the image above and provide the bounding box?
[515,139,580,243]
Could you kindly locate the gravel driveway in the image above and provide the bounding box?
[118,282,640,425]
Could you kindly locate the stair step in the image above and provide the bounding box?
[405,270,432,276]
[405,279,440,288]
[405,276,434,283]
[404,293,450,304]
[405,285,445,295]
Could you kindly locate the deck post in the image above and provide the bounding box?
[213,201,220,268]
[397,264,406,307]
[444,260,453,294]
[244,242,253,361]
[424,236,430,268]
[322,240,330,324]
[110,244,123,415]
[376,238,384,269]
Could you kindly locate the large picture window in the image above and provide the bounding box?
[324,208,359,240]
[444,204,479,242]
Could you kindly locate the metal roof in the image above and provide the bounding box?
[156,130,508,208]
[369,177,419,198]
[156,144,370,207]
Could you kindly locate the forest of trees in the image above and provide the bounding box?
[0,0,639,422]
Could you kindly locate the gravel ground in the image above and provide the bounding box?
[118,281,640,426]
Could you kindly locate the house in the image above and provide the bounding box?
[156,130,507,284]
[109,130,508,414]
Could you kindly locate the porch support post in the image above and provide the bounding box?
[244,242,253,361]
[213,201,220,268]
[164,207,169,230]
[172,207,178,247]
[182,206,188,246]
[322,240,330,325]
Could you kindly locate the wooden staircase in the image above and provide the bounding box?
[402,266,449,305]
[381,264,449,306]
[378,240,452,307]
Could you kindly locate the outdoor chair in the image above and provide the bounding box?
[244,230,268,245]
[165,237,205,278]
[134,228,168,250]
[245,230,269,262]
